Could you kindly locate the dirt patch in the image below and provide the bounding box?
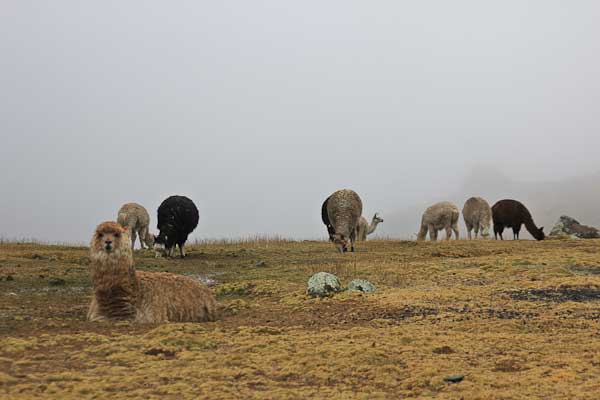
[506,287,600,302]
[433,346,455,354]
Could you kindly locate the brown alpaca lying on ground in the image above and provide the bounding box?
[88,221,217,323]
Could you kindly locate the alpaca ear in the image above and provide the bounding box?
[540,227,544,231]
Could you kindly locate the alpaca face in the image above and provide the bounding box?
[90,222,132,263]
[374,213,384,224]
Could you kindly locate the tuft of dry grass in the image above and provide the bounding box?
[0,238,599,399]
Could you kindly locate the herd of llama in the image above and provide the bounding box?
[321,189,545,253]
[111,190,545,257]
[87,189,546,323]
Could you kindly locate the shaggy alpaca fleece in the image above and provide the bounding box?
[117,202,154,249]
[462,197,492,240]
[154,195,199,258]
[326,189,363,253]
[88,221,217,323]
[417,201,460,241]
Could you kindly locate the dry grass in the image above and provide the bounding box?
[1,238,599,399]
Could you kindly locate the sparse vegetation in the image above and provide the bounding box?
[1,239,599,399]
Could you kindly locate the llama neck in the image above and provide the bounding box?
[367,219,381,235]
[91,260,139,320]
[523,218,540,236]
[91,254,138,293]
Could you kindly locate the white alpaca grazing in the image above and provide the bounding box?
[117,203,154,250]
[462,197,492,240]
[417,202,460,241]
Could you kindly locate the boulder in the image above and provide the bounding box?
[549,215,600,239]
[307,272,342,297]
[347,279,376,293]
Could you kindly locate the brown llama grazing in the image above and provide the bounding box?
[491,199,545,241]
[88,221,218,323]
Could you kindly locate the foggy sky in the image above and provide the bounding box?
[1,1,600,243]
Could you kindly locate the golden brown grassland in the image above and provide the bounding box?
[0,239,599,399]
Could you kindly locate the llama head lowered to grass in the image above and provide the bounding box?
[325,189,363,253]
[492,199,545,241]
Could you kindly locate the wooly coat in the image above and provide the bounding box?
[462,197,492,240]
[492,199,545,240]
[326,189,363,253]
[357,213,384,241]
[154,195,199,258]
[321,196,336,241]
[417,201,460,241]
[117,203,154,249]
[88,221,217,323]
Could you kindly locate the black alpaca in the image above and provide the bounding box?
[321,196,335,241]
[492,199,545,241]
[155,195,199,258]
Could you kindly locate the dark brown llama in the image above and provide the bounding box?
[491,199,545,240]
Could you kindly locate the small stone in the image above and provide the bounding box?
[48,277,66,286]
[347,279,376,293]
[255,261,266,267]
[6,275,14,281]
[307,272,342,297]
[443,375,465,383]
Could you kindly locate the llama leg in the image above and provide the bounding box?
[473,224,479,239]
[428,225,437,241]
[130,230,137,250]
[498,226,504,240]
[466,223,472,240]
[453,223,459,240]
[138,229,146,249]
[87,296,105,321]
[514,226,521,240]
[445,226,452,240]
[179,243,186,258]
